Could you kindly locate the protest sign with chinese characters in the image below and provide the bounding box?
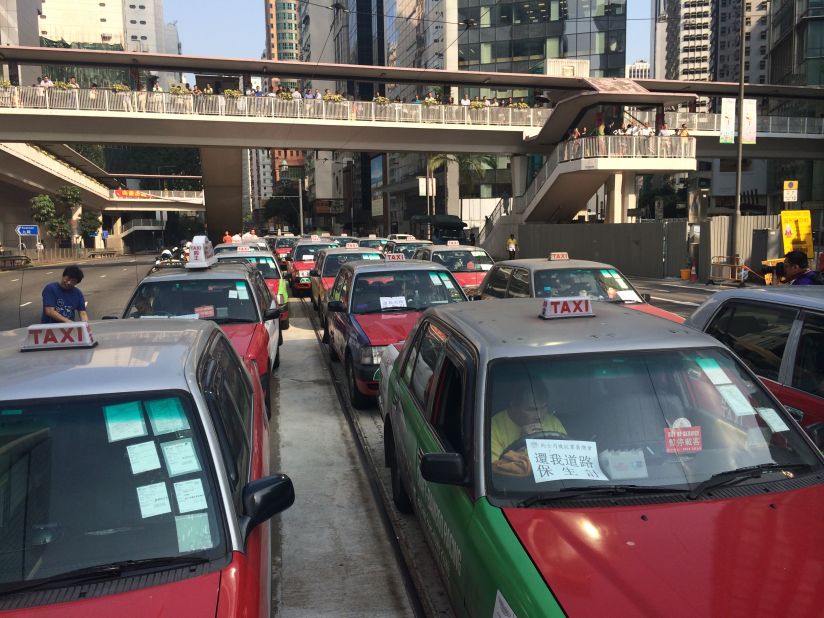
[525,439,608,483]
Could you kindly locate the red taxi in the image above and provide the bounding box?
[286,238,338,296]
[310,246,384,327]
[121,237,282,408]
[270,235,298,271]
[0,320,294,616]
[412,242,495,297]
[215,248,290,330]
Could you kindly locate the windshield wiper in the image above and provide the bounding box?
[687,462,815,500]
[355,307,413,315]
[0,555,210,596]
[211,317,256,324]
[518,484,689,507]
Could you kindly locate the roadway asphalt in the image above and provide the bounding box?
[630,276,721,318]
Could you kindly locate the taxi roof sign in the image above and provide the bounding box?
[368,234,377,238]
[446,240,460,246]
[385,253,406,261]
[22,322,96,351]
[540,297,594,320]
[236,245,252,252]
[548,251,569,261]
[345,242,359,248]
[186,235,217,268]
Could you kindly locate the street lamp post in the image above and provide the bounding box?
[730,0,747,264]
[280,159,304,236]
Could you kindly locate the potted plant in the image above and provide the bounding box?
[470,100,486,110]
[0,79,12,107]
[374,95,390,105]
[511,102,529,109]
[323,93,344,103]
[223,89,241,98]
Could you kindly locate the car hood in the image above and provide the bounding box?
[503,487,824,617]
[221,323,258,357]
[627,302,685,323]
[452,271,487,288]
[291,260,315,272]
[275,248,291,255]
[353,312,420,346]
[5,571,220,617]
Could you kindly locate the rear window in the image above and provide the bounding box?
[359,239,386,249]
[292,244,337,260]
[432,249,493,273]
[533,267,641,302]
[322,253,382,276]
[392,243,431,258]
[220,256,280,280]
[351,270,465,313]
[124,279,259,323]
[275,237,297,248]
[0,393,226,590]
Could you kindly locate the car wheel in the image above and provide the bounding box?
[345,354,369,409]
[390,440,413,513]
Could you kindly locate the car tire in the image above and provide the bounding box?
[390,440,413,514]
[346,354,369,409]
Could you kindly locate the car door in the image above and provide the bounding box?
[783,311,824,424]
[251,272,279,367]
[480,266,512,299]
[328,269,352,358]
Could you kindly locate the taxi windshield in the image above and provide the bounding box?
[222,256,280,280]
[292,244,337,261]
[0,393,226,590]
[486,349,821,504]
[351,270,465,313]
[432,249,493,273]
[393,243,430,258]
[322,253,382,276]
[533,267,642,303]
[359,239,386,249]
[124,279,259,323]
[275,237,298,248]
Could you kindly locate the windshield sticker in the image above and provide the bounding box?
[228,290,238,299]
[696,358,732,385]
[126,441,162,475]
[161,438,202,477]
[136,482,172,518]
[103,401,148,443]
[525,439,608,483]
[598,449,648,480]
[438,273,456,289]
[235,283,250,300]
[174,478,208,514]
[146,398,190,436]
[493,591,518,618]
[616,290,641,303]
[608,271,630,289]
[216,307,229,318]
[176,512,213,553]
[757,408,790,433]
[429,273,443,286]
[471,250,487,257]
[665,426,703,453]
[480,264,492,271]
[194,305,215,319]
[0,409,22,415]
[380,296,407,309]
[671,417,692,428]
[600,269,612,277]
[301,254,313,261]
[362,254,381,260]
[717,384,756,416]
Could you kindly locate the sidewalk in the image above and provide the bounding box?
[270,300,413,617]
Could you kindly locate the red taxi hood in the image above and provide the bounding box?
[275,248,291,255]
[291,260,315,272]
[504,487,824,617]
[221,323,258,358]
[322,277,336,291]
[6,571,220,617]
[627,302,685,323]
[452,271,486,288]
[354,312,420,346]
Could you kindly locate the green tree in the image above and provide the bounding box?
[30,194,57,230]
[56,186,83,213]
[79,211,102,247]
[428,153,498,203]
[264,196,299,230]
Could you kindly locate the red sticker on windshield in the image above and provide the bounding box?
[194,305,215,318]
[665,427,702,453]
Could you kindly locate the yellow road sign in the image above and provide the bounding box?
[780,210,814,257]
[783,180,798,190]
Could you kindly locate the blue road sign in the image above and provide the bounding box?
[15,225,39,236]
[102,230,109,240]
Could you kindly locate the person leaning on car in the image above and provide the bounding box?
[783,250,823,285]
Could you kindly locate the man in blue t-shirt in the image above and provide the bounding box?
[784,250,822,286]
[41,265,89,323]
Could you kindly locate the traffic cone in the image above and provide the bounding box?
[689,264,698,282]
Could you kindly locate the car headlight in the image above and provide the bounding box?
[299,270,310,277]
[360,345,385,366]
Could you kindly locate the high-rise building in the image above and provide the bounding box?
[625,59,651,79]
[39,0,126,46]
[715,0,769,84]
[0,0,43,86]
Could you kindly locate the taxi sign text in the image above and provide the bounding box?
[385,253,406,261]
[540,297,594,319]
[23,322,96,351]
[548,251,569,261]
[345,242,359,248]
[310,234,320,240]
[446,240,460,246]
[236,245,252,252]
[186,235,217,268]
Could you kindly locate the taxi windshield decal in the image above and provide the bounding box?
[525,439,608,483]
[380,296,407,309]
[664,427,703,453]
[103,401,149,443]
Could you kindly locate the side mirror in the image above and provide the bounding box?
[240,474,295,542]
[420,452,469,486]
[804,422,824,450]
[641,293,652,303]
[309,269,319,277]
[327,300,345,313]
[102,315,120,320]
[264,307,281,321]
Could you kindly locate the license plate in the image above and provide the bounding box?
[300,277,310,284]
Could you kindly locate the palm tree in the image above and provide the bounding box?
[427,153,499,220]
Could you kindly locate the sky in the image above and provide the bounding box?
[164,0,652,68]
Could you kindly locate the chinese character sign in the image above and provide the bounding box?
[742,99,757,145]
[525,440,608,484]
[720,98,736,145]
[664,427,703,454]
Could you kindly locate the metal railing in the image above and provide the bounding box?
[110,190,204,200]
[122,218,166,233]
[512,136,696,214]
[477,197,506,246]
[0,86,552,129]
[632,110,824,134]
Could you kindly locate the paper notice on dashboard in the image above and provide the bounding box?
[136,482,171,518]
[525,439,608,483]
[161,437,201,477]
[174,478,208,513]
[380,296,407,309]
[697,357,732,385]
[127,441,162,475]
[146,398,190,436]
[176,512,213,553]
[103,401,148,443]
[717,384,756,416]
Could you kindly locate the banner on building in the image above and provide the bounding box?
[720,98,736,144]
[114,189,155,199]
[780,209,813,257]
[742,99,757,144]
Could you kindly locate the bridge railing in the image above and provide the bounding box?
[110,190,204,200]
[122,218,166,233]
[0,86,551,128]
[632,110,824,134]
[513,136,696,214]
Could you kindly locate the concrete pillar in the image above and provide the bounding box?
[446,159,460,218]
[511,155,528,198]
[606,173,622,223]
[621,172,637,223]
[201,147,244,245]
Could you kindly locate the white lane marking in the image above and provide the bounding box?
[635,280,714,293]
[100,274,107,278]
[46,271,54,274]
[11,278,19,282]
[651,296,699,307]
[129,259,136,263]
[19,302,31,307]
[123,267,129,271]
